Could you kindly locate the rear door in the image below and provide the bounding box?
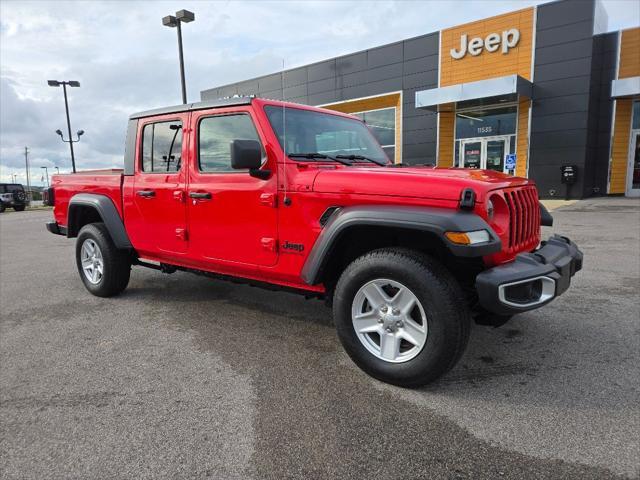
[187,106,278,267]
[128,114,189,258]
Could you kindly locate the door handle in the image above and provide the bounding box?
[137,190,155,198]
[189,191,212,200]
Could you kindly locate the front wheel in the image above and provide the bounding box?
[76,223,131,297]
[333,248,470,387]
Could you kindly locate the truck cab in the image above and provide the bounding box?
[45,97,582,387]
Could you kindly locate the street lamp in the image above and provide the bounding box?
[162,9,195,104]
[54,166,60,174]
[41,166,50,187]
[48,80,81,173]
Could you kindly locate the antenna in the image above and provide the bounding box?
[281,59,291,206]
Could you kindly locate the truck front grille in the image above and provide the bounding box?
[504,186,540,251]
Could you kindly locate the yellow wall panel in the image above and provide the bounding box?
[619,27,640,79]
[438,107,455,167]
[609,99,632,193]
[440,8,534,87]
[516,98,530,177]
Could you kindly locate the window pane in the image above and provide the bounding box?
[455,105,517,139]
[141,121,182,173]
[199,114,261,172]
[382,146,395,162]
[633,101,640,130]
[362,108,395,147]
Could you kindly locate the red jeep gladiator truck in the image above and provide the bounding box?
[44,97,582,387]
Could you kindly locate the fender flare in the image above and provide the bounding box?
[301,205,501,285]
[67,193,132,249]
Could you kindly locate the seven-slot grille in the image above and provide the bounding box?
[504,186,540,250]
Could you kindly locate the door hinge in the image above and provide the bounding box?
[261,237,277,252]
[175,228,188,241]
[260,193,277,208]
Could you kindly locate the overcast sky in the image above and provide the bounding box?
[1,0,638,186]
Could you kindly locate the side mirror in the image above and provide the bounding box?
[230,139,270,179]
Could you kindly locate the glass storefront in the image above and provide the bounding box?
[454,105,517,173]
[629,100,640,195]
[354,107,396,161]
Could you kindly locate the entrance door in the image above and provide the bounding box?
[187,107,278,268]
[461,140,482,169]
[486,139,506,172]
[626,130,640,197]
[459,136,510,172]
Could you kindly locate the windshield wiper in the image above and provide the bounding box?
[335,154,387,166]
[288,152,353,166]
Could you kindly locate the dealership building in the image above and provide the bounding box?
[201,0,640,198]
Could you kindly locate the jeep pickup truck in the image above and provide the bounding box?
[45,97,582,387]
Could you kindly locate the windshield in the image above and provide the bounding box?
[265,106,389,164]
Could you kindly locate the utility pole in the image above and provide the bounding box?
[24,147,32,201]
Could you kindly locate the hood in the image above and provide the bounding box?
[312,166,533,202]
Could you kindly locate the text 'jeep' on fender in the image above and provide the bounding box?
[45,97,583,387]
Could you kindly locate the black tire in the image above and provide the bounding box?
[0,203,5,213]
[333,248,471,388]
[13,205,25,212]
[75,223,131,297]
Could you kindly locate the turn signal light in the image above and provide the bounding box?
[445,230,490,245]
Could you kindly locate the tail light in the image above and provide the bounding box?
[43,187,55,206]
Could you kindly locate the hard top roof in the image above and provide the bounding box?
[129,96,254,120]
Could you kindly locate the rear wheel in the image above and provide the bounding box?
[76,223,131,297]
[0,203,5,213]
[333,248,470,387]
[13,205,25,212]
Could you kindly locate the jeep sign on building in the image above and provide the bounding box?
[202,0,640,198]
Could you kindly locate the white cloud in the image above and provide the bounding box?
[1,0,638,185]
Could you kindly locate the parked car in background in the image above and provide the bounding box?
[0,183,27,212]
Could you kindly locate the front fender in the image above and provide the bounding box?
[301,205,501,285]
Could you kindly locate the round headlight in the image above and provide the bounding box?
[486,198,494,222]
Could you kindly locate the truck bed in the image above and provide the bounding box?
[51,169,124,227]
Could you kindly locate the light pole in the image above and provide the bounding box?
[48,80,81,173]
[55,128,84,162]
[162,10,195,104]
[41,167,50,187]
[54,166,60,174]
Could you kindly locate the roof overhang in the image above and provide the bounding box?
[611,76,640,98]
[415,75,533,109]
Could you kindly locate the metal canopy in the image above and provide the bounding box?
[415,75,533,109]
[611,77,640,98]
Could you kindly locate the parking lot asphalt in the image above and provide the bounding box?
[1,197,639,479]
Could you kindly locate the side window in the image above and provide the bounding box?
[199,114,262,172]
[141,120,183,173]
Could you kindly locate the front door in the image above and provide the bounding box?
[459,136,510,173]
[187,107,278,267]
[626,130,640,197]
[129,114,189,258]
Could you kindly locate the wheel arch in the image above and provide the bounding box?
[67,193,132,250]
[301,205,500,287]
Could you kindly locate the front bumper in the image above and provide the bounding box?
[475,235,583,316]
